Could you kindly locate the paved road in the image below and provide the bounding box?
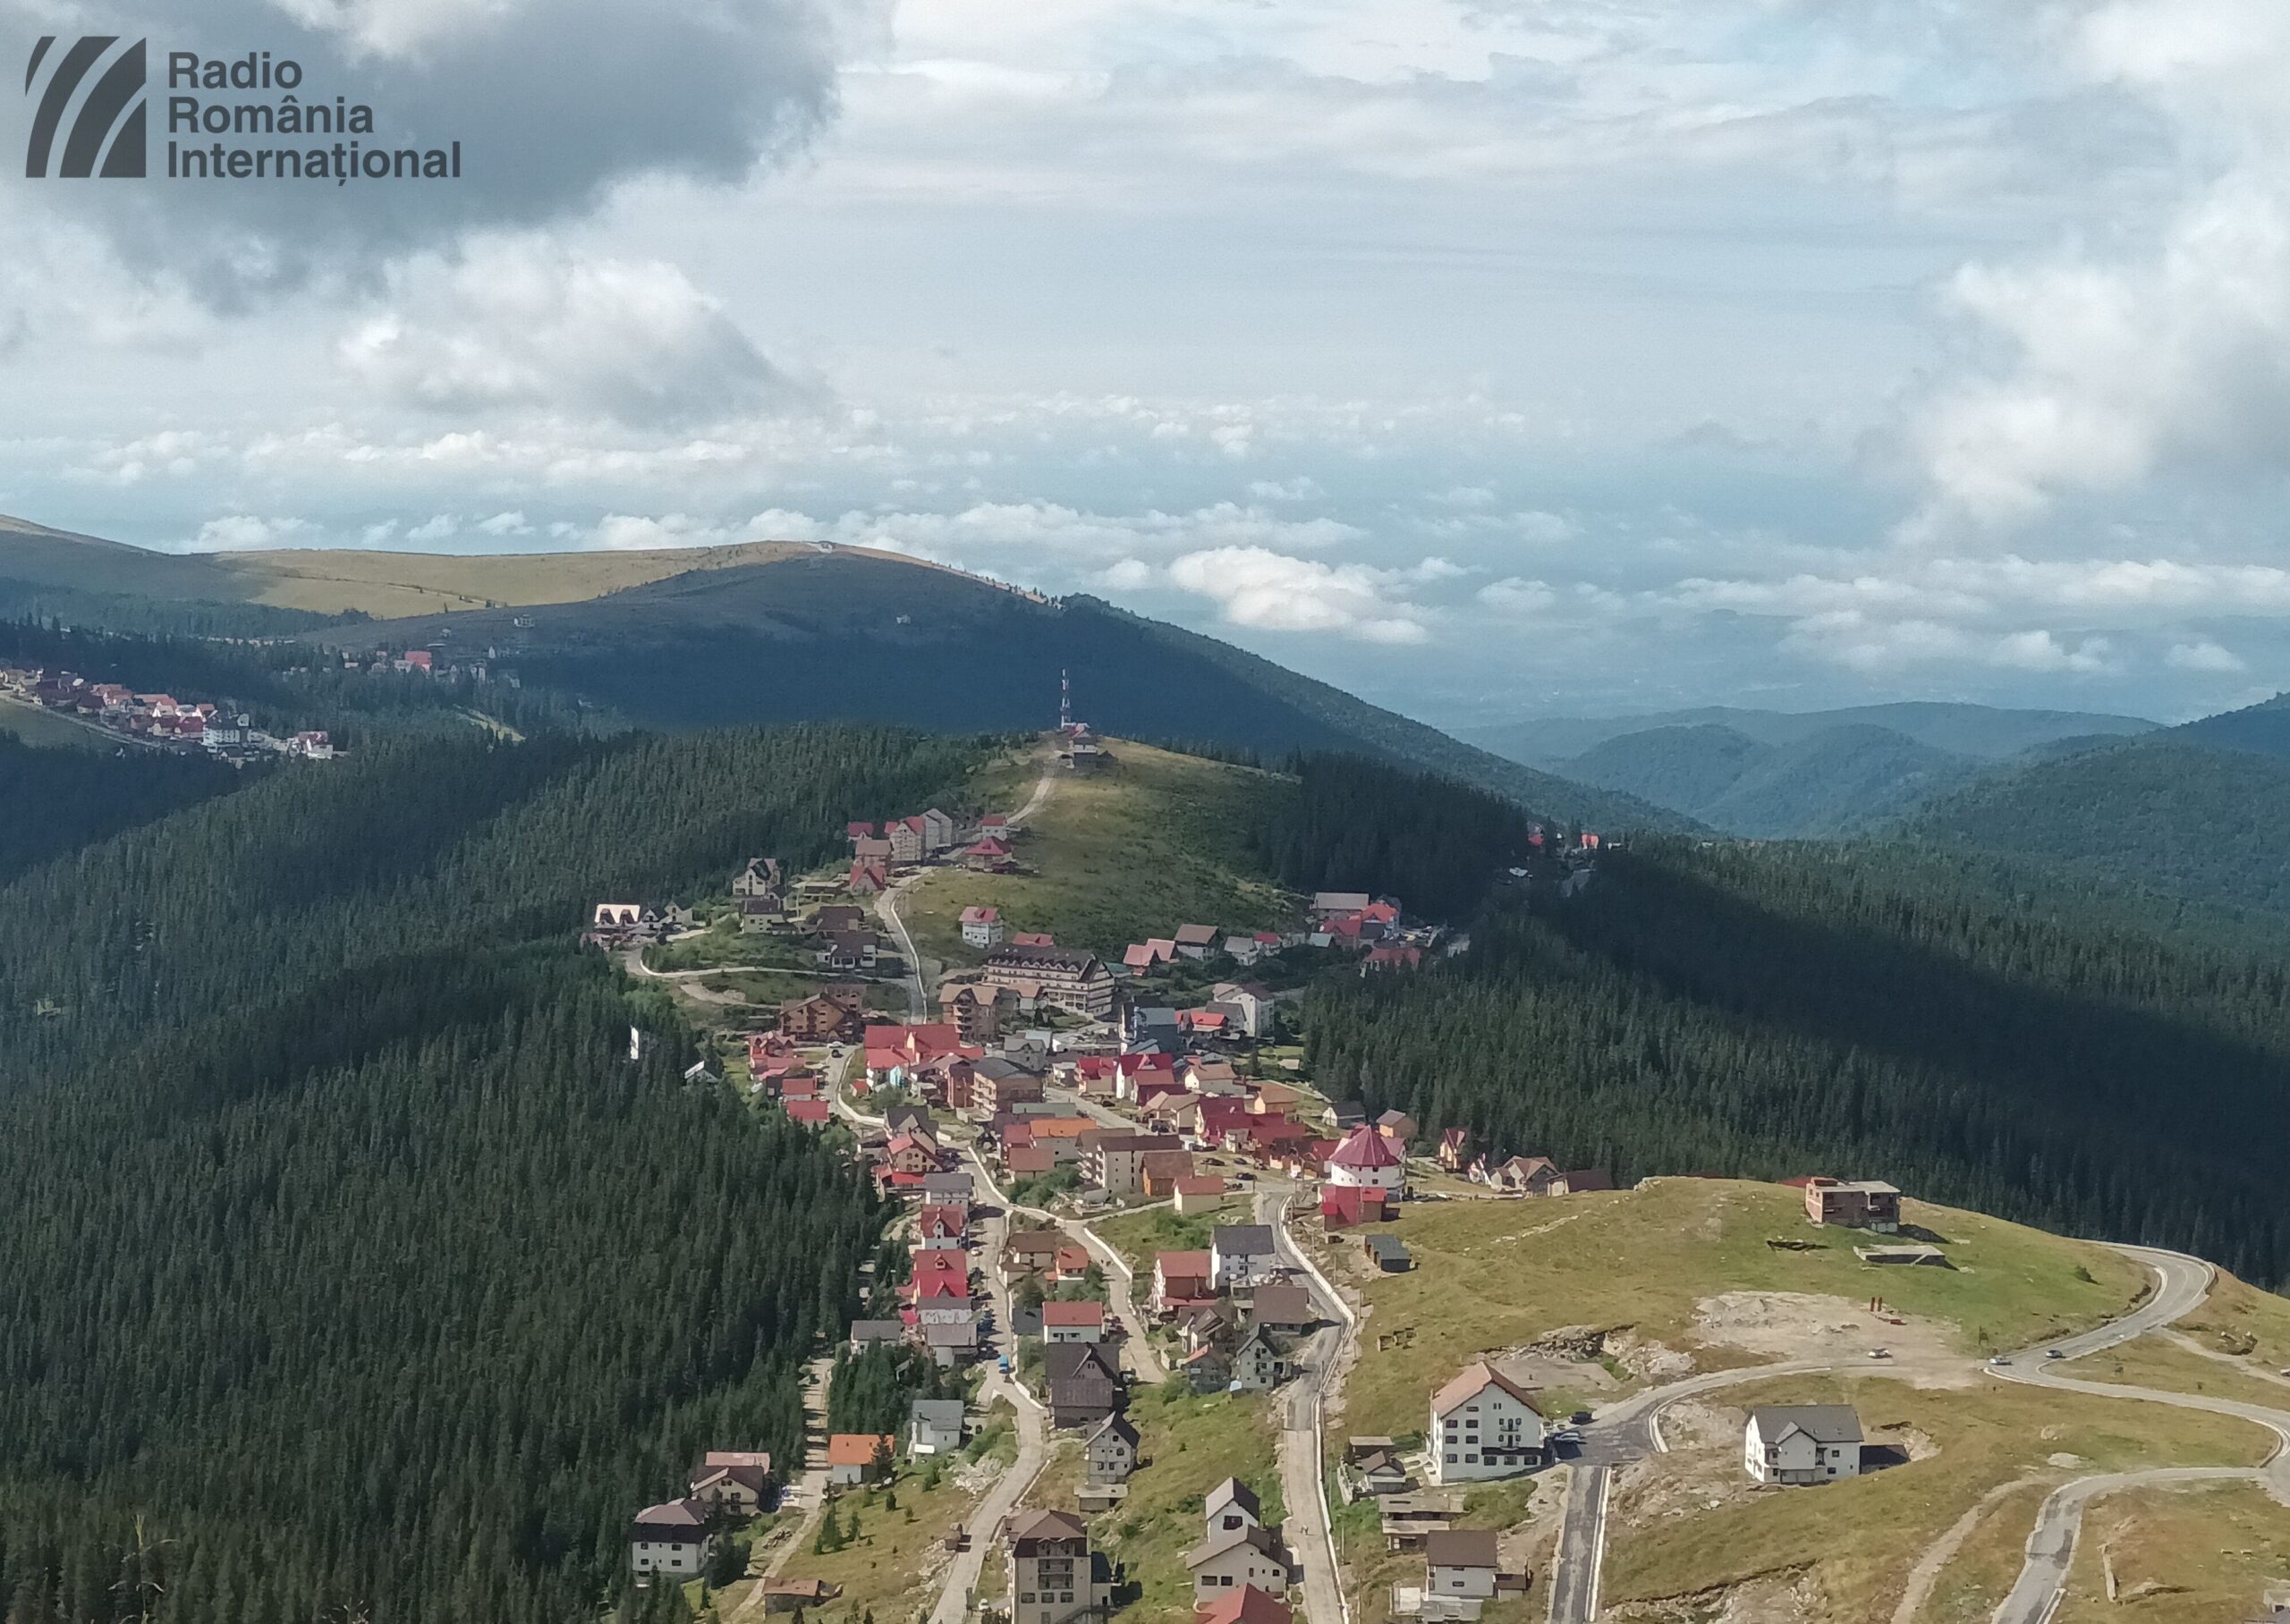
[929,1154,1050,1624]
[1261,1183,1354,1624]
[967,1146,1166,1383]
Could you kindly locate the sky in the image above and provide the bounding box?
[4,0,2290,729]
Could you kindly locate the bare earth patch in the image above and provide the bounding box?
[1692,1290,1966,1380]
[1606,1567,1826,1623]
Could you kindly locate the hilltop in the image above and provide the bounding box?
[0,517,1684,830]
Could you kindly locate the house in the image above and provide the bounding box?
[849,860,888,894]
[1209,983,1275,1038]
[941,980,1009,1045]
[1085,1413,1141,1484]
[1429,1362,1546,1484]
[1311,892,1372,918]
[962,905,1005,949]
[1005,1509,1114,1624]
[1180,1305,1234,1355]
[1352,1446,1411,1495]
[917,1204,968,1249]
[1138,1149,1198,1199]
[1208,1477,1264,1535]
[1175,1175,1229,1215]
[689,1451,772,1518]
[1045,1341,1124,1428]
[910,1397,967,1456]
[630,1498,713,1576]
[815,904,868,934]
[924,1317,980,1366]
[818,929,882,972]
[964,835,1015,872]
[826,1433,894,1486]
[1436,1129,1470,1171]
[1197,1586,1292,1624]
[1364,944,1423,972]
[849,1318,904,1351]
[1743,1405,1863,1484]
[1153,1250,1216,1314]
[734,857,782,899]
[1249,1283,1315,1336]
[1423,1528,1501,1606]
[1326,1125,1405,1192]
[1487,1156,1560,1197]
[1043,1299,1107,1342]
[759,1579,842,1614]
[1320,1182,1392,1230]
[1229,1326,1288,1391]
[1362,1233,1412,1272]
[1211,1225,1281,1292]
[920,808,958,854]
[981,943,1116,1018]
[886,818,925,865]
[1376,1110,1419,1149]
[1803,1178,1903,1232]
[1174,923,1220,959]
[1184,1344,1231,1391]
[1553,1168,1615,1195]
[973,1058,1047,1117]
[1187,1526,1293,1604]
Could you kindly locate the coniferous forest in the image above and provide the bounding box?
[1305,839,2290,1286]
[0,725,979,1624]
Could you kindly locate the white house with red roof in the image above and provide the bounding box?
[1324,1125,1404,1192]
[961,905,1005,949]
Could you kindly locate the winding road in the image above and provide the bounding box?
[1261,1181,1357,1624]
[1539,1243,2290,1624]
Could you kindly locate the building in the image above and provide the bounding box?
[941,981,1008,1045]
[1249,1283,1315,1336]
[1197,1586,1292,1624]
[1803,1178,1902,1232]
[1429,1362,1545,1484]
[1187,1526,1293,1604]
[1005,1509,1114,1624]
[1487,1156,1561,1196]
[1228,1327,1288,1391]
[911,1398,967,1455]
[1043,1299,1107,1342]
[826,1433,894,1486]
[1045,1341,1124,1429]
[1362,1233,1412,1273]
[688,1451,772,1518]
[848,1318,904,1351]
[1325,1125,1405,1193]
[1084,1413,1141,1484]
[1210,1225,1281,1292]
[1743,1405,1863,1484]
[973,1058,1047,1117]
[981,943,1116,1019]
[1423,1528,1501,1607]
[629,1499,713,1577]
[759,1579,842,1614]
[1152,1250,1215,1314]
[1175,1175,1229,1216]
[1082,1130,1186,1196]
[962,905,1005,949]
[1173,923,1220,959]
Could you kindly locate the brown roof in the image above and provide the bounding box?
[1424,1528,1498,1570]
[1429,1360,1543,1419]
[1008,1509,1088,1544]
[1249,1284,1314,1326]
[1043,1299,1107,1328]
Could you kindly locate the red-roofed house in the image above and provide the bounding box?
[1042,1299,1107,1342]
[785,1099,832,1128]
[917,1205,969,1249]
[1365,944,1423,972]
[847,821,877,840]
[849,861,888,895]
[1319,1182,1391,1229]
[865,1024,980,1088]
[1196,1585,1293,1624]
[1011,931,1056,948]
[1326,1126,1404,1192]
[1005,1143,1056,1178]
[1152,1250,1215,1315]
[960,906,1005,949]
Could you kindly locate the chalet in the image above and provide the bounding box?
[734,857,783,899]
[688,1451,772,1518]
[1187,1525,1292,1604]
[923,1317,980,1365]
[785,1099,833,1128]
[920,808,958,854]
[1377,1110,1419,1149]
[1005,1143,1056,1179]
[629,1498,712,1576]
[916,1204,969,1249]
[1198,1587,1291,1624]
[1210,1225,1281,1292]
[1173,923,1220,959]
[1743,1405,1862,1484]
[963,835,1015,872]
[1248,1283,1315,1336]
[961,905,1005,949]
[1210,983,1276,1038]
[815,905,868,934]
[738,896,785,933]
[922,1169,973,1201]
[1228,1326,1287,1391]
[981,943,1115,1019]
[1003,1230,1065,1279]
[1803,1178,1902,1232]
[866,1023,979,1090]
[1326,1126,1404,1192]
[818,929,881,972]
[1183,1056,1242,1093]
[848,1318,904,1351]
[910,1397,967,1455]
[1351,1446,1410,1495]
[826,1433,894,1486]
[1152,1249,1215,1314]
[1311,892,1372,918]
[1174,1175,1228,1215]
[848,860,888,894]
[1185,1342,1232,1392]
[886,818,925,865]
[1044,1341,1124,1428]
[1429,1363,1545,1484]
[1084,1412,1141,1484]
[1436,1129,1470,1171]
[759,1579,841,1614]
[1328,1100,1368,1131]
[1364,944,1423,972]
[1423,1528,1514,1611]
[1487,1156,1560,1196]
[1005,1509,1114,1624]
[1044,1298,1107,1343]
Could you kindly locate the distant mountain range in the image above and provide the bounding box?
[0,514,1686,832]
[1460,702,2163,838]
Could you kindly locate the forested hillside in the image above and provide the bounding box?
[1305,841,2290,1287]
[0,736,247,885]
[1251,754,1538,922]
[0,725,979,1624]
[1907,737,2290,925]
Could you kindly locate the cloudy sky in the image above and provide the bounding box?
[5,0,2290,727]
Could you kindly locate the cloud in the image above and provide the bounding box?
[2167,638,2247,672]
[185,514,317,551]
[1166,546,1429,643]
[1477,577,1557,615]
[4,0,857,301]
[1780,613,2115,675]
[339,239,805,426]
[1248,478,1325,502]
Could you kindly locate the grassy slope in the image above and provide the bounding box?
[1604,1373,2273,1621]
[2073,1334,2290,1411]
[1102,1384,1282,1624]
[1341,1180,2150,1440]
[903,741,1298,966]
[2057,1481,2290,1624]
[0,695,110,750]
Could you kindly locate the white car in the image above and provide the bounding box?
[1867,1348,1892,1360]
[1989,1354,2012,1366]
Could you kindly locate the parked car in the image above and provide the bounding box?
[1868,1348,1892,1360]
[1570,1410,1593,1426]
[1989,1355,2012,1366]
[2045,1349,2067,1360]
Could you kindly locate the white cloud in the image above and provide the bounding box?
[478,511,534,537]
[186,515,318,552]
[340,239,808,427]
[2167,638,2247,672]
[1248,478,1326,502]
[1166,546,1429,642]
[1477,577,1558,615]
